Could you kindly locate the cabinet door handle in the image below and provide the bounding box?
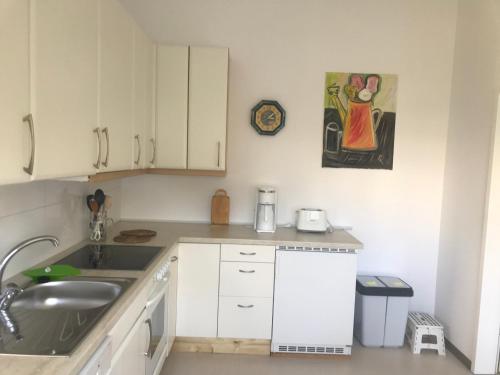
[150,138,156,165]
[217,141,221,168]
[93,128,101,169]
[102,127,109,167]
[238,269,255,273]
[237,304,254,309]
[134,134,141,165]
[144,318,153,358]
[22,114,35,175]
[239,252,256,256]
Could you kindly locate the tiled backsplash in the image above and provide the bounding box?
[0,179,121,280]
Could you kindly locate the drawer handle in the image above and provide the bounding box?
[238,269,255,273]
[239,252,256,256]
[237,304,254,309]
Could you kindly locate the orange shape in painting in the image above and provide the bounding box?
[342,100,378,151]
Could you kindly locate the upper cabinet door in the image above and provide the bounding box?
[0,0,31,184]
[30,0,99,179]
[132,25,154,170]
[188,47,228,171]
[99,0,134,172]
[156,45,189,169]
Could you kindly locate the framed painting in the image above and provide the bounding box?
[322,72,398,170]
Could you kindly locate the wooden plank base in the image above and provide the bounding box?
[172,337,271,356]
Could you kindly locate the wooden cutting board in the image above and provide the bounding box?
[120,229,157,238]
[113,235,152,244]
[211,189,230,225]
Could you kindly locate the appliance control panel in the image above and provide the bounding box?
[154,261,170,282]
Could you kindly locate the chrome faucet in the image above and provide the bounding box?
[0,236,59,310]
[0,236,59,341]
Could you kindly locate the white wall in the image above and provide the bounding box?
[473,95,500,374]
[0,180,121,281]
[120,0,458,313]
[435,0,500,366]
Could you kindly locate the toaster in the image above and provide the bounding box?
[296,208,329,232]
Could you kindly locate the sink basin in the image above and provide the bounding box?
[11,280,122,310]
[0,277,135,356]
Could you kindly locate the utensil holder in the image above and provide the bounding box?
[89,208,113,242]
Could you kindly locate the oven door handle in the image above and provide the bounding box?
[144,318,153,358]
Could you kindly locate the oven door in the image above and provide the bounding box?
[145,277,169,375]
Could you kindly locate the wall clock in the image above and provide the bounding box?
[251,100,286,135]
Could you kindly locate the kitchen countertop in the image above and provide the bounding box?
[112,220,363,249]
[0,221,362,374]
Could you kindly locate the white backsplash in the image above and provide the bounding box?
[0,179,121,280]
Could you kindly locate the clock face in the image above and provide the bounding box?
[251,100,286,135]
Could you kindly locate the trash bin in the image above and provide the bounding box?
[354,275,414,347]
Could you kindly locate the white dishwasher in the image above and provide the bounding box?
[272,245,358,355]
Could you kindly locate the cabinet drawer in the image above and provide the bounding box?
[221,244,275,263]
[219,262,274,297]
[218,297,272,339]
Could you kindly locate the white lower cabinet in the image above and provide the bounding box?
[217,244,276,340]
[110,308,148,375]
[176,243,220,338]
[220,244,276,263]
[79,337,112,375]
[219,262,274,298]
[167,245,179,353]
[218,297,273,340]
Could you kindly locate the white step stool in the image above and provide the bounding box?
[406,312,445,356]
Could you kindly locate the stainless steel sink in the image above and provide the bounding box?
[11,280,122,311]
[0,277,135,356]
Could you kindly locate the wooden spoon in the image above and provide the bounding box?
[90,200,99,217]
[104,195,112,210]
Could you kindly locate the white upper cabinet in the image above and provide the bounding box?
[0,0,30,184]
[99,0,134,172]
[133,24,154,169]
[30,0,99,179]
[188,47,228,171]
[156,45,189,169]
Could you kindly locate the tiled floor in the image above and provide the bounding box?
[160,346,472,375]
